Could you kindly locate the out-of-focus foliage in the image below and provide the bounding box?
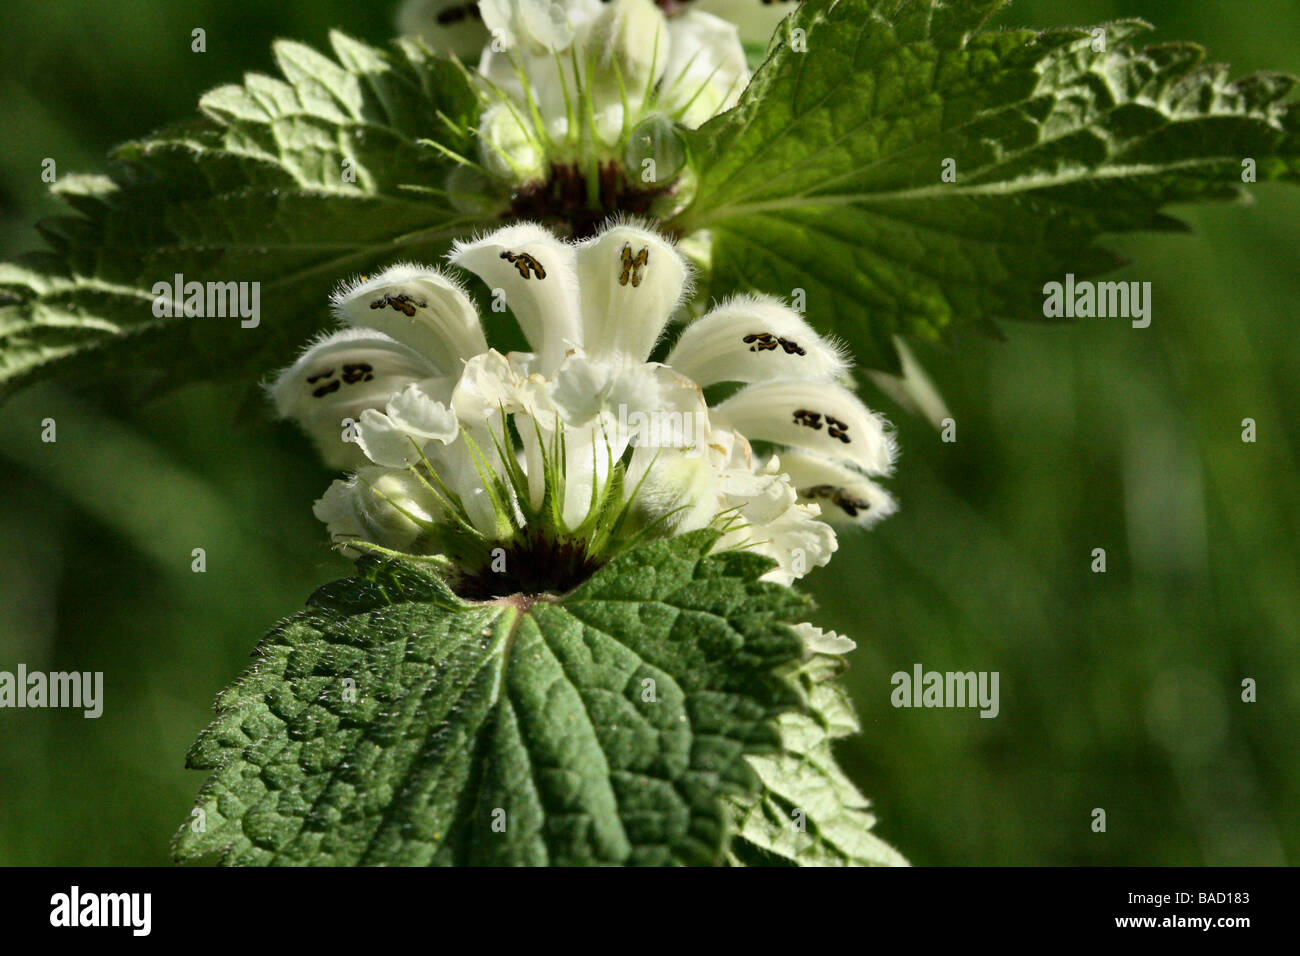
[0,0,1296,865]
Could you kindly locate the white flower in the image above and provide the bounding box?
[479,0,589,55]
[665,293,849,386]
[791,622,857,658]
[714,457,839,586]
[314,466,445,557]
[777,450,898,528]
[473,0,749,185]
[267,328,446,470]
[273,219,896,594]
[395,0,489,58]
[354,383,460,468]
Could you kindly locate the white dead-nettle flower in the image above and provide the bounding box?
[470,0,748,188]
[396,0,490,58]
[270,220,895,595]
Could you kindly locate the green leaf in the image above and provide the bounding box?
[0,33,492,401]
[729,654,908,866]
[175,530,820,866]
[674,0,1300,371]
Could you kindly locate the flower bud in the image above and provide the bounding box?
[628,451,718,535]
[588,0,669,95]
[355,467,441,551]
[478,103,546,183]
[623,115,688,186]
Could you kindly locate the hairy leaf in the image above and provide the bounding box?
[175,531,826,866]
[730,654,908,866]
[0,33,489,401]
[674,0,1300,370]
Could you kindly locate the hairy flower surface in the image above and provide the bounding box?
[271,219,895,595]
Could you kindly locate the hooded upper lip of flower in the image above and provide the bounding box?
[270,216,896,583]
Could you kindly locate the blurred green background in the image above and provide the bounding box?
[0,0,1296,865]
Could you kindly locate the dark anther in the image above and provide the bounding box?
[619,244,649,287]
[341,363,374,384]
[802,484,871,518]
[500,250,546,279]
[370,293,426,317]
[793,409,823,430]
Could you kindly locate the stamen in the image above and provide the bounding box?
[801,484,871,518]
[792,409,823,430]
[743,332,807,356]
[619,243,650,286]
[369,292,428,317]
[499,250,547,279]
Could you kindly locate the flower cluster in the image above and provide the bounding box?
[271,219,896,596]
[397,0,806,235]
[473,0,748,173]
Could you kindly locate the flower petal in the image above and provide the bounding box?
[546,353,660,424]
[480,0,579,55]
[395,0,490,58]
[451,349,526,422]
[450,223,582,374]
[355,383,460,468]
[661,11,749,127]
[627,447,718,534]
[269,328,444,469]
[711,380,895,475]
[777,451,898,527]
[790,622,857,657]
[313,477,367,553]
[665,293,849,386]
[587,0,669,93]
[576,222,689,362]
[332,264,487,374]
[714,463,837,584]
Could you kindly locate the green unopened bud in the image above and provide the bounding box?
[623,115,688,186]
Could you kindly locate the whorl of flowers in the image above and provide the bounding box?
[270,219,896,597]
[398,0,808,236]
